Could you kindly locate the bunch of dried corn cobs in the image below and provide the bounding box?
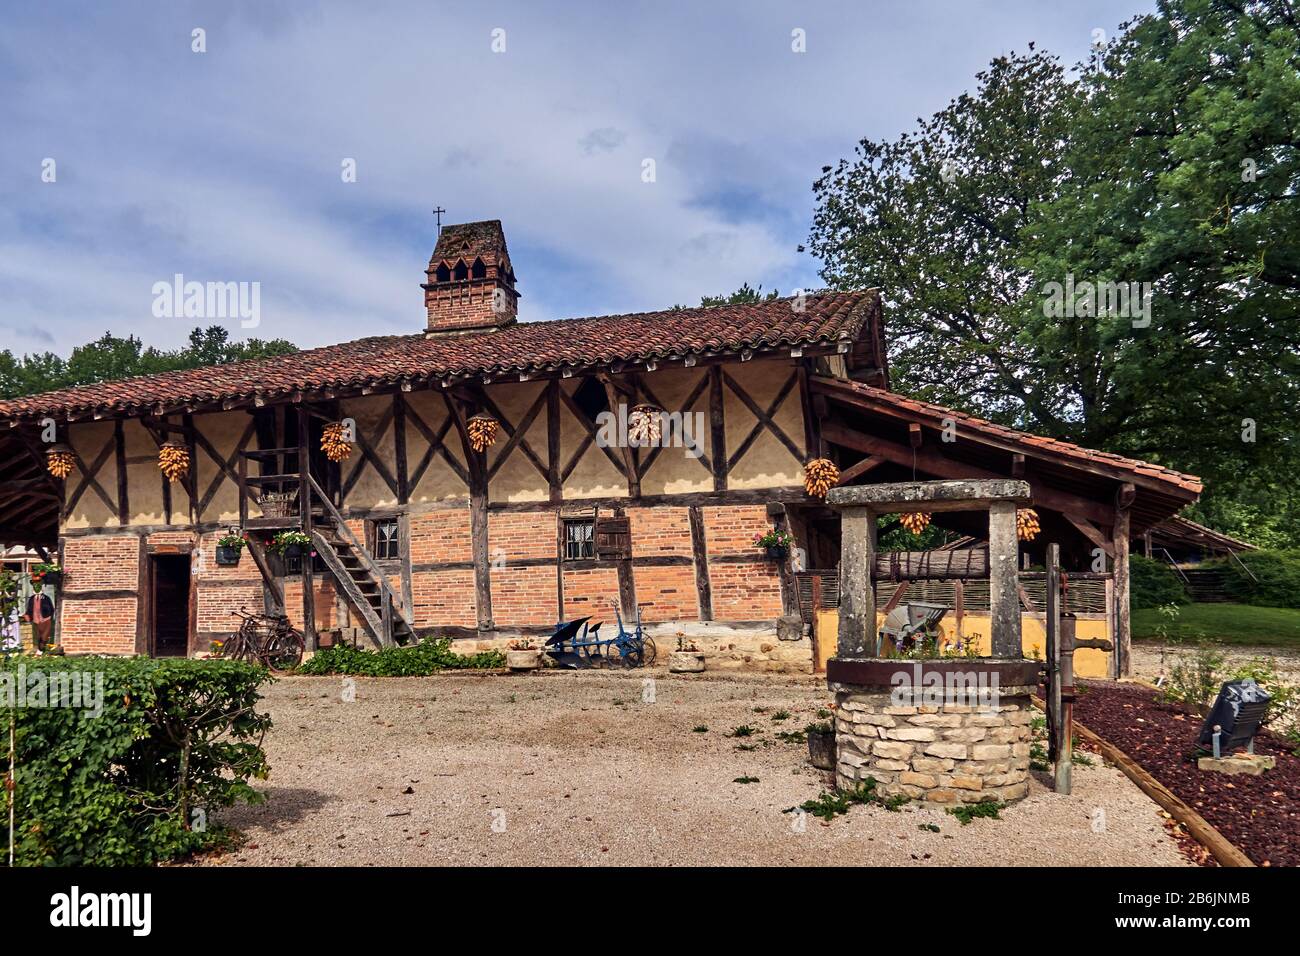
[320,422,353,462]
[159,441,190,482]
[467,413,500,453]
[628,404,663,446]
[803,458,839,497]
[1016,508,1040,541]
[45,445,75,479]
[900,512,932,535]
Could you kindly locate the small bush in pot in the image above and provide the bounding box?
[215,531,248,566]
[506,637,542,671]
[668,636,706,673]
[753,527,793,560]
[269,530,312,560]
[30,562,62,589]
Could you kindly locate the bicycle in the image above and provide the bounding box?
[224,607,305,671]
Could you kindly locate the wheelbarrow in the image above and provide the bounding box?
[544,604,657,668]
[878,601,950,656]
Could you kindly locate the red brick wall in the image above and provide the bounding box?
[410,508,476,627]
[561,566,620,619]
[488,512,557,625]
[629,507,698,622]
[411,569,477,627]
[410,509,471,563]
[60,536,140,654]
[702,505,783,620]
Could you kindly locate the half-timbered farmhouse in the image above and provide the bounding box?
[0,220,1202,673]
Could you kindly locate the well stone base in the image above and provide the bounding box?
[834,684,1035,804]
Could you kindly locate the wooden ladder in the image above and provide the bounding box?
[306,476,416,649]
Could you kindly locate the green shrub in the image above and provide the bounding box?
[2,656,271,866]
[298,636,504,676]
[1130,555,1189,610]
[1209,549,1300,608]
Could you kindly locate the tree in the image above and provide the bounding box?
[810,47,1081,432]
[810,2,1300,546]
[0,327,297,399]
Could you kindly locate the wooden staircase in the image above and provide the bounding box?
[305,476,415,648]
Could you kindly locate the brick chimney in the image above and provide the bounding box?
[422,220,519,335]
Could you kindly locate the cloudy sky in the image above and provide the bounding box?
[1,0,1150,356]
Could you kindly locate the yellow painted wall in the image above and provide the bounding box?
[60,357,812,533]
[813,608,1111,678]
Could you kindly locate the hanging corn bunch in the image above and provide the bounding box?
[158,440,190,483]
[320,422,353,462]
[1017,508,1040,542]
[899,512,932,535]
[803,458,839,497]
[627,404,663,447]
[45,444,75,480]
[466,412,500,453]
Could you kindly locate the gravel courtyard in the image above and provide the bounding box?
[201,670,1192,867]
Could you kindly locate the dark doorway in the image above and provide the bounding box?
[151,554,191,657]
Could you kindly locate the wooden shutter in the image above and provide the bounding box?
[594,516,631,561]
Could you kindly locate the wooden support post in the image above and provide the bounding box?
[708,366,727,492]
[988,500,1021,658]
[1046,543,1069,794]
[688,505,713,622]
[445,392,493,631]
[393,393,409,505]
[1113,498,1132,677]
[837,507,876,657]
[114,419,129,525]
[546,381,562,504]
[297,409,317,651]
[953,579,965,640]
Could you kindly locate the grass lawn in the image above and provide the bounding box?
[1132,603,1300,648]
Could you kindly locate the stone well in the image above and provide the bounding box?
[828,658,1039,804]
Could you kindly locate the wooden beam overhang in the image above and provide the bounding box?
[820,420,1115,527]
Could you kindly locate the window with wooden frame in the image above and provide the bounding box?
[563,518,595,561]
[370,518,400,561]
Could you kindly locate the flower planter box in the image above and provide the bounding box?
[505,649,542,671]
[281,543,305,560]
[32,571,62,588]
[215,545,243,566]
[668,650,705,673]
[764,545,789,561]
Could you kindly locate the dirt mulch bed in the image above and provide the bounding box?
[1074,680,1300,867]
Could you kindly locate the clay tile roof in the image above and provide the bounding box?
[0,290,881,422]
[430,220,507,265]
[814,375,1202,497]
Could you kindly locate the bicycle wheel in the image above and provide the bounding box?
[639,634,657,667]
[263,626,305,671]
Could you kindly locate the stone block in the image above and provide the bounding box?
[873,741,915,760]
[874,758,910,772]
[971,743,1012,760]
[910,756,957,773]
[900,771,938,788]
[884,727,936,742]
[948,775,984,791]
[925,788,961,803]
[909,714,964,727]
[1197,754,1275,776]
[942,727,987,743]
[923,742,968,760]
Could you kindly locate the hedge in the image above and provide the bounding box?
[1130,555,1189,610]
[298,636,505,676]
[1208,549,1300,608]
[1,656,271,866]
